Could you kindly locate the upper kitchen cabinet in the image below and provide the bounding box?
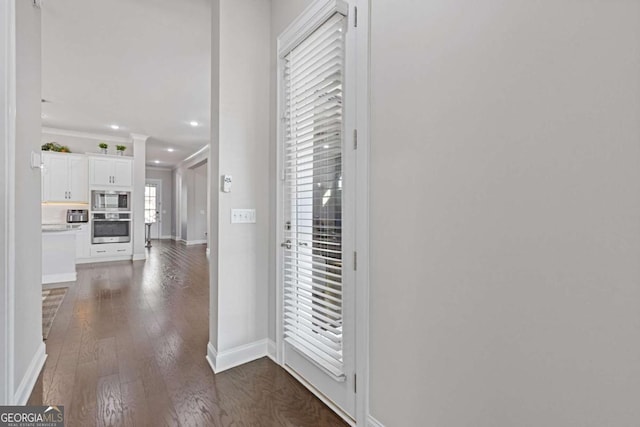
[42,152,89,203]
[89,156,133,188]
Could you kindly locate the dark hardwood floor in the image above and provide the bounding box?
[29,240,347,427]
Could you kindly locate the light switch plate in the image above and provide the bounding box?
[231,209,256,224]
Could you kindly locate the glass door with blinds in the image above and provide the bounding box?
[144,182,161,239]
[279,4,355,418]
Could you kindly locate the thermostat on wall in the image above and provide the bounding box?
[222,175,232,193]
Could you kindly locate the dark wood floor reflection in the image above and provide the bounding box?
[28,240,347,427]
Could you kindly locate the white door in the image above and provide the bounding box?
[145,182,161,239]
[279,7,355,419]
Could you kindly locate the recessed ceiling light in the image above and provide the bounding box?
[189,121,199,127]
[154,160,160,164]
[167,148,175,152]
[110,124,120,130]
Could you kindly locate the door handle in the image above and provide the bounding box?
[280,240,291,249]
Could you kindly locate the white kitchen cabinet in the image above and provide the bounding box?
[90,242,132,257]
[42,229,77,284]
[75,224,91,260]
[42,152,89,203]
[89,156,133,187]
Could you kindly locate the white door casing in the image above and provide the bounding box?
[276,0,360,422]
[145,179,162,239]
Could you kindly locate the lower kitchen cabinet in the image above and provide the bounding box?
[90,242,132,258]
[75,224,91,260]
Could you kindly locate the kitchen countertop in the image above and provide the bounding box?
[42,224,83,232]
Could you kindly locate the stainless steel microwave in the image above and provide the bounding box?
[91,190,131,211]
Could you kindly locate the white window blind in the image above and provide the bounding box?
[283,12,347,380]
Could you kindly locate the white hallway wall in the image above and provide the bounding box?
[11,0,45,404]
[192,162,208,243]
[173,147,209,244]
[209,0,270,367]
[370,1,640,426]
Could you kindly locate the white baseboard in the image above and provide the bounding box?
[132,253,146,261]
[76,256,132,264]
[42,272,76,285]
[205,248,210,258]
[206,342,218,372]
[206,339,268,373]
[14,342,46,405]
[368,415,385,427]
[185,239,207,246]
[267,339,277,363]
[160,235,173,240]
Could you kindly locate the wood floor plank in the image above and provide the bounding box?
[29,240,347,426]
[96,373,124,427]
[97,337,119,377]
[120,379,149,427]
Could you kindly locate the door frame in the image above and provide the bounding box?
[274,0,370,425]
[145,178,163,239]
[0,0,17,404]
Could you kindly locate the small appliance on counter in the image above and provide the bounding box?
[66,209,89,223]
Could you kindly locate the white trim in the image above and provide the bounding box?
[132,253,146,261]
[205,247,210,258]
[185,239,207,246]
[13,342,46,405]
[145,166,173,172]
[42,272,76,285]
[77,255,136,264]
[206,339,269,373]
[277,0,349,57]
[354,1,371,425]
[42,127,130,144]
[129,133,149,142]
[145,178,163,240]
[276,0,363,421]
[174,144,209,171]
[367,415,385,427]
[284,366,355,427]
[267,339,277,363]
[205,342,218,372]
[0,0,16,405]
[160,235,173,240]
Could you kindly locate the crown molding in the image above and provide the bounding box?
[42,127,130,144]
[175,144,209,170]
[130,133,150,143]
[145,165,173,171]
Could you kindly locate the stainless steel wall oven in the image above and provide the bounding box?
[92,212,131,244]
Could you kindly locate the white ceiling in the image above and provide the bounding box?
[41,0,211,167]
